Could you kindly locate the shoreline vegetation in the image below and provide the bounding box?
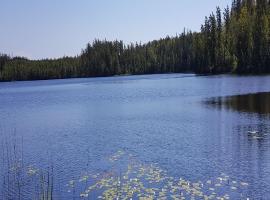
[1,0,270,82]
[0,134,54,200]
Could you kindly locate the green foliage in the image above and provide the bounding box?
[0,0,269,81]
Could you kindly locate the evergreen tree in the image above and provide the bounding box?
[1,0,270,81]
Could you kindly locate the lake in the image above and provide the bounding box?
[0,74,270,199]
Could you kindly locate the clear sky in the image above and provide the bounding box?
[0,0,231,59]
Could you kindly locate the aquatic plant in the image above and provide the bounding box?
[68,150,250,200]
[0,134,54,200]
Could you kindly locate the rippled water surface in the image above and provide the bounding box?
[0,74,270,199]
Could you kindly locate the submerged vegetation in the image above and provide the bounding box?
[0,0,270,81]
[68,150,250,200]
[0,135,251,200]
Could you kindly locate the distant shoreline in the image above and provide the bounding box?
[1,71,270,83]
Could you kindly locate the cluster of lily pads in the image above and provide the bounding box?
[67,150,250,200]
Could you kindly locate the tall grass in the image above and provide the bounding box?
[0,130,54,200]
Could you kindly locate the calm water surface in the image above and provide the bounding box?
[0,74,270,199]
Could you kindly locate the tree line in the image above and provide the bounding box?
[0,0,269,81]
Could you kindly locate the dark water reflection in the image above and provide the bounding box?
[206,92,270,115]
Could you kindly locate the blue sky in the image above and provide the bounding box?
[0,0,231,59]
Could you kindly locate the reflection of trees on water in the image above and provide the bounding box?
[206,92,270,115]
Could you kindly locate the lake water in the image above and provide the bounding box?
[0,74,270,199]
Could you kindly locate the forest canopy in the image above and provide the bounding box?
[0,0,269,81]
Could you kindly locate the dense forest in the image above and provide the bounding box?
[0,0,269,81]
